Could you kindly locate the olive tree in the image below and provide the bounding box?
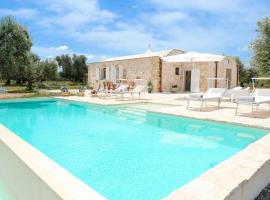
[250,16,270,77]
[0,16,32,85]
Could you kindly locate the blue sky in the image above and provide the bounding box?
[0,0,269,65]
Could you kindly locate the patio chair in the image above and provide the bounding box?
[60,86,70,96]
[230,87,250,102]
[0,86,7,94]
[99,84,129,99]
[223,87,242,101]
[186,88,227,111]
[235,89,270,115]
[77,86,86,97]
[96,87,106,97]
[113,85,129,99]
[89,83,103,97]
[125,85,144,100]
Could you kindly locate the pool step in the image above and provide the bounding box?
[116,107,147,123]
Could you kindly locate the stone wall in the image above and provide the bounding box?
[217,57,237,88]
[88,57,161,92]
[88,56,237,93]
[161,57,238,92]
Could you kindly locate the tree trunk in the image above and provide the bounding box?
[5,79,11,86]
[27,81,33,91]
[16,79,21,85]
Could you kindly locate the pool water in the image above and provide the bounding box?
[0,98,267,200]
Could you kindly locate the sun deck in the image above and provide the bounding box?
[57,92,270,129]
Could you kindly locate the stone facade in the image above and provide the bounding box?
[161,57,237,92]
[88,49,183,92]
[88,56,161,92]
[88,50,238,93]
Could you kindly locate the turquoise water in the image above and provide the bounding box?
[0,98,267,200]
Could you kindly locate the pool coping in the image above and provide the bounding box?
[0,124,106,200]
[165,133,270,200]
[0,98,270,200]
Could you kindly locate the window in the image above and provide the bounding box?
[116,67,119,80]
[123,69,127,79]
[175,67,180,75]
[102,68,106,80]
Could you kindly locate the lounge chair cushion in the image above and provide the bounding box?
[223,87,242,97]
[188,93,204,100]
[252,89,270,104]
[203,88,226,99]
[237,96,255,103]
[187,88,226,100]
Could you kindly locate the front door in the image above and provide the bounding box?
[185,71,191,91]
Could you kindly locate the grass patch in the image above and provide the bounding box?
[2,81,87,92]
[4,86,32,93]
[26,90,61,98]
[41,81,87,89]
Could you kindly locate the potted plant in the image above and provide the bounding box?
[171,84,178,93]
[147,81,153,93]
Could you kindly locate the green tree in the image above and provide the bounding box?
[24,53,40,90]
[250,16,270,77]
[0,16,32,85]
[72,55,87,82]
[56,55,73,80]
[56,54,87,82]
[39,59,57,81]
[235,57,246,86]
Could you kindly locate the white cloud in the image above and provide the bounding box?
[142,11,189,27]
[32,45,69,58]
[55,45,69,50]
[237,45,249,52]
[35,0,117,28]
[148,0,245,13]
[85,54,96,60]
[3,0,268,64]
[69,24,160,54]
[0,8,39,19]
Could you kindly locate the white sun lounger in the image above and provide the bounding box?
[223,87,242,98]
[223,87,248,102]
[235,89,270,115]
[186,88,227,111]
[230,87,250,102]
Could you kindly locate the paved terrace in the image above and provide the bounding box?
[57,91,270,129]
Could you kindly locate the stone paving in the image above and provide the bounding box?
[58,91,270,129]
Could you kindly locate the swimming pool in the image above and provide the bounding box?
[0,98,267,200]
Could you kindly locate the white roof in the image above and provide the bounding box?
[101,49,179,62]
[162,52,225,63]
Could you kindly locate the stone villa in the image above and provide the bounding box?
[88,48,238,92]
